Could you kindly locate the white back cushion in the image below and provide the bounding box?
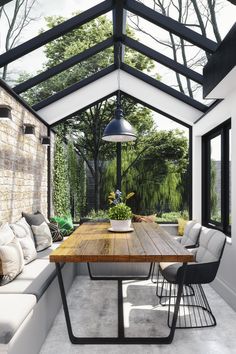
[196,227,226,263]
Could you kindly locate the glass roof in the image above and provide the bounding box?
[0,0,235,115]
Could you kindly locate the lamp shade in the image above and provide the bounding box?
[0,105,12,119]
[102,107,136,142]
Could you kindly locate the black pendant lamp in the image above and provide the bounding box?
[102,92,136,142]
[102,44,136,143]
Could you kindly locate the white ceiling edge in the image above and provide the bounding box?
[37,71,118,125]
[37,69,202,125]
[119,71,202,125]
[205,66,236,99]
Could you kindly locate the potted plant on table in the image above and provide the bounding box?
[108,190,134,232]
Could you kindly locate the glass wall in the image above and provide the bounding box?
[202,119,231,236]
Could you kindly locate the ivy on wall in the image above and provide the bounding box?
[67,141,86,220]
[53,131,70,217]
[53,131,86,220]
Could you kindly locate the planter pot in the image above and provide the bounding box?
[110,219,131,231]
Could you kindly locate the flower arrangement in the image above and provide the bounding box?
[108,190,134,230]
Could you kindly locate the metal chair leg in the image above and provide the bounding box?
[166,283,217,329]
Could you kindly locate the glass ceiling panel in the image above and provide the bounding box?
[124,47,214,105]
[0,11,113,87]
[127,14,207,74]
[0,0,104,44]
[19,46,114,106]
[134,0,236,40]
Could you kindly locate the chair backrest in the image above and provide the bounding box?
[196,227,226,263]
[181,221,201,247]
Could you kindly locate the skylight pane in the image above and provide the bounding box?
[19,46,114,106]
[0,12,113,87]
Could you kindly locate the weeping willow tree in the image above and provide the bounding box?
[103,129,188,214]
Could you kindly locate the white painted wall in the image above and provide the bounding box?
[193,87,236,310]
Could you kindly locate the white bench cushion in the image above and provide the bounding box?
[0,294,36,344]
[0,243,61,299]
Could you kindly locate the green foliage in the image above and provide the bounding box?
[53,131,70,217]
[210,160,219,220]
[156,211,189,223]
[103,129,189,214]
[108,203,132,220]
[86,209,109,220]
[67,142,86,219]
[50,215,74,236]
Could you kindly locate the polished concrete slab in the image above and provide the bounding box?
[40,276,236,354]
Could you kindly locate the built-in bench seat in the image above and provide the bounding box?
[0,294,36,346]
[0,242,63,300]
[0,239,75,354]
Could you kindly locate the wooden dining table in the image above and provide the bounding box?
[50,222,194,345]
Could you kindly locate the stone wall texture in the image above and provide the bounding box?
[0,86,48,223]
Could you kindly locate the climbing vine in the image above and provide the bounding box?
[53,131,70,216]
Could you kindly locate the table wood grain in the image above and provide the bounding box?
[49,222,194,263]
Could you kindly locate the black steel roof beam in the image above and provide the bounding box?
[121,63,207,112]
[123,36,203,84]
[0,0,13,5]
[113,0,127,68]
[33,64,115,111]
[0,0,114,68]
[124,0,218,53]
[13,37,114,94]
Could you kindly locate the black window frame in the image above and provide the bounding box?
[202,118,231,236]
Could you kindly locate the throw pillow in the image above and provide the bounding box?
[177,218,188,236]
[132,214,156,223]
[47,222,63,242]
[22,211,47,227]
[31,222,52,252]
[10,218,37,264]
[50,215,74,236]
[0,223,24,286]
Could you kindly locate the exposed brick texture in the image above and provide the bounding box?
[0,87,48,223]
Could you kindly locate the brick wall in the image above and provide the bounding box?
[0,86,48,223]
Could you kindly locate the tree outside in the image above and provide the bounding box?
[14,11,190,220]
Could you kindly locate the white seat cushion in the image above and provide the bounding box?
[0,294,36,344]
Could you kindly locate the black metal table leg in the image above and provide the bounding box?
[55,262,187,344]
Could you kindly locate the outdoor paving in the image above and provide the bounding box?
[40,276,236,354]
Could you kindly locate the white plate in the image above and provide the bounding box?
[108,227,134,233]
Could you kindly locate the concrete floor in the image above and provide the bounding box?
[40,276,236,354]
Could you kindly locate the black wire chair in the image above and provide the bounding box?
[151,221,201,284]
[156,227,226,329]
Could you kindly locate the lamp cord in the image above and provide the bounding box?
[117,43,121,107]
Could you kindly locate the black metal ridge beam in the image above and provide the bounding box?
[50,92,117,127]
[125,0,218,53]
[0,0,114,68]
[0,78,49,127]
[123,36,203,84]
[113,0,127,67]
[203,23,236,98]
[13,38,114,94]
[121,63,207,112]
[32,64,115,111]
